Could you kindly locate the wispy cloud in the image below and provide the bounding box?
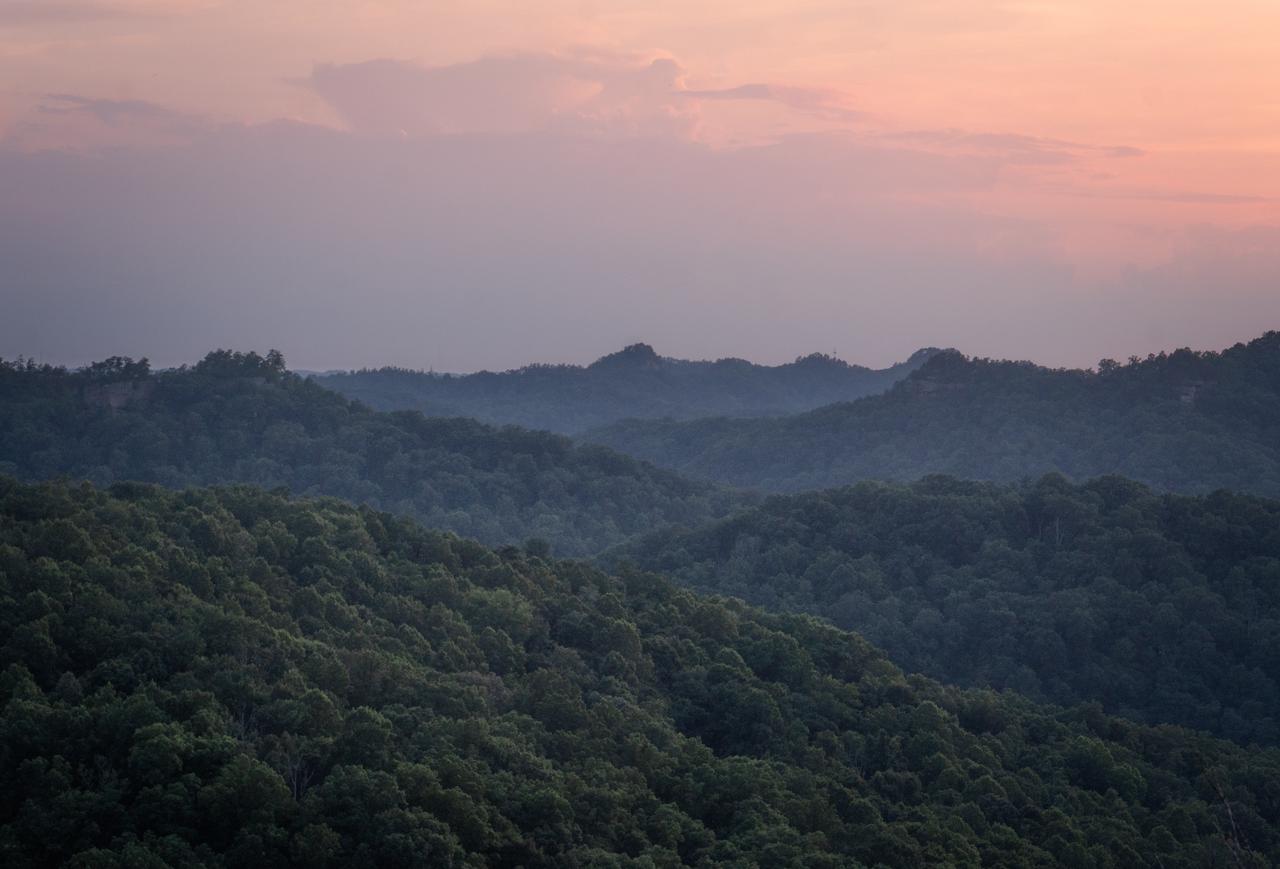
[881,129,1145,164]
[3,92,210,149]
[680,82,864,122]
[40,93,201,127]
[0,0,209,26]
[1068,187,1272,205]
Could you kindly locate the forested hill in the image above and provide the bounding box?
[618,474,1280,745]
[586,331,1280,496]
[313,344,939,434]
[3,479,1279,867]
[0,351,741,557]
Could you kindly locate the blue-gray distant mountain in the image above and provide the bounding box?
[586,331,1280,496]
[314,344,940,434]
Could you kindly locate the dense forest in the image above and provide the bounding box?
[4,478,1280,867]
[0,352,740,557]
[316,344,938,434]
[586,332,1280,496]
[619,475,1280,746]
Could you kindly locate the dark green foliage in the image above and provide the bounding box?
[620,474,1280,744]
[0,351,740,557]
[316,344,938,434]
[587,332,1280,495]
[2,478,1279,866]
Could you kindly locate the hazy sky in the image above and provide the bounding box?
[2,0,1278,371]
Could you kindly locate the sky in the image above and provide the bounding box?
[1,0,1278,372]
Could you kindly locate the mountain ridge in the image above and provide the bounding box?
[585,331,1280,496]
[0,350,743,557]
[313,344,943,434]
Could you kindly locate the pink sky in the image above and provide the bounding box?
[1,0,1277,370]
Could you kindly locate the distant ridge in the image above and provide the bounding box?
[0,350,742,556]
[585,331,1280,496]
[314,344,940,434]
[588,342,663,369]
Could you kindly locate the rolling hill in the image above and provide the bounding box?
[0,351,741,557]
[586,332,1280,496]
[618,474,1280,745]
[314,344,938,435]
[2,478,1277,866]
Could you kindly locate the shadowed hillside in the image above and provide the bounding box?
[618,474,1280,745]
[0,351,742,557]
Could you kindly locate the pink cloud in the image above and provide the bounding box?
[681,83,864,122]
[881,129,1145,164]
[302,51,864,142]
[304,52,696,139]
[3,93,210,150]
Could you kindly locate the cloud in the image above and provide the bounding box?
[681,83,864,122]
[2,93,209,149]
[302,51,864,142]
[882,129,1146,165]
[40,93,201,127]
[1068,187,1272,205]
[0,0,207,26]
[303,52,697,139]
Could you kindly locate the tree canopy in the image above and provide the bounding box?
[2,478,1279,867]
[619,474,1280,745]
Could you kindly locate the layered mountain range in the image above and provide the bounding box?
[315,344,940,434]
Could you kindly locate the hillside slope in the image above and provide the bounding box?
[315,344,938,434]
[2,479,1278,866]
[619,475,1280,745]
[586,332,1280,496]
[0,351,741,557]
